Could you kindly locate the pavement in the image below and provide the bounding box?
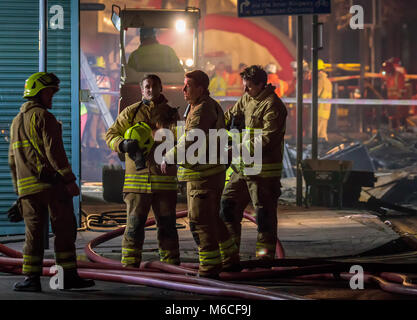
[0,183,416,302]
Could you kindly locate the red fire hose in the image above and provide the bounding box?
[1,209,417,299]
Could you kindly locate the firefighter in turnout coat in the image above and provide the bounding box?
[9,72,95,292]
[161,70,240,278]
[105,74,181,267]
[221,65,287,260]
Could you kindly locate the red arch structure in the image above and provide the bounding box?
[202,14,295,81]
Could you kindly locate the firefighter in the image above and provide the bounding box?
[105,74,180,268]
[8,72,95,292]
[128,28,184,73]
[220,65,287,260]
[265,63,288,98]
[382,59,407,129]
[317,59,333,142]
[227,63,247,97]
[161,70,240,278]
[208,62,228,97]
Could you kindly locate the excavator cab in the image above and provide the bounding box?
[111,5,201,117]
[102,6,200,203]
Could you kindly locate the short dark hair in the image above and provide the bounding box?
[140,74,162,88]
[240,65,267,86]
[140,27,156,42]
[185,70,210,90]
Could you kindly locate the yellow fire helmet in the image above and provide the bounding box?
[23,72,60,98]
[124,122,154,155]
[317,59,325,71]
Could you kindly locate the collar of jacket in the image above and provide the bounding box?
[142,94,167,107]
[191,93,210,108]
[250,83,275,102]
[20,100,46,113]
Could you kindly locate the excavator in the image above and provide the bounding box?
[111,4,200,117]
[102,5,201,203]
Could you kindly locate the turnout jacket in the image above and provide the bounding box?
[105,95,179,193]
[8,101,76,196]
[165,93,227,182]
[224,84,287,178]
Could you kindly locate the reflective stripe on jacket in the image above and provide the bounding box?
[8,101,76,196]
[105,95,179,193]
[224,84,287,178]
[165,94,227,182]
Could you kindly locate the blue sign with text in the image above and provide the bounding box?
[238,0,331,17]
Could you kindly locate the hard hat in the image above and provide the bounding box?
[317,59,325,71]
[381,61,395,75]
[124,122,154,155]
[265,63,277,74]
[88,56,106,69]
[302,60,309,72]
[290,60,310,72]
[94,56,106,69]
[23,72,60,98]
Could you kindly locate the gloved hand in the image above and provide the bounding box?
[7,200,23,223]
[120,139,139,154]
[229,114,245,131]
[64,181,80,197]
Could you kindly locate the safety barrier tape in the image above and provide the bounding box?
[215,96,417,106]
[88,91,417,106]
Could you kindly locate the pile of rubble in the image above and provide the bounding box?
[282,130,417,208]
[363,130,417,170]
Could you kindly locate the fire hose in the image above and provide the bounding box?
[1,209,417,299]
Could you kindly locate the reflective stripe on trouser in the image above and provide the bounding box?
[219,237,239,268]
[187,170,235,276]
[122,192,180,266]
[199,248,222,267]
[256,241,276,260]
[20,188,77,275]
[121,247,141,267]
[159,249,180,265]
[55,251,77,270]
[22,254,42,275]
[221,172,281,260]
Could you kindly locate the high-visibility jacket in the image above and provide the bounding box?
[224,84,287,178]
[127,43,184,73]
[105,95,179,193]
[8,101,76,196]
[209,75,227,97]
[165,94,227,181]
[267,73,288,97]
[386,71,406,100]
[226,71,243,96]
[318,71,333,120]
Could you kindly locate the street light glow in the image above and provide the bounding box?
[185,58,194,67]
[175,19,186,33]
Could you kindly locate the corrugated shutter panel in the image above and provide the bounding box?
[0,1,76,235]
[0,1,39,235]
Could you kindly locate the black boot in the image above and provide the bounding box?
[13,275,42,292]
[197,272,220,280]
[222,263,243,273]
[63,270,95,290]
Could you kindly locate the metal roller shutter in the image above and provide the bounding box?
[0,0,79,235]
